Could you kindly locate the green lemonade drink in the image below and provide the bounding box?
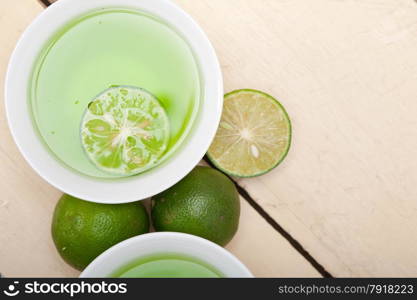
[112,254,222,278]
[30,9,201,178]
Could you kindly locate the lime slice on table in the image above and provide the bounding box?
[207,89,291,177]
[81,86,169,176]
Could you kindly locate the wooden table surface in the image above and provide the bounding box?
[1,0,417,277]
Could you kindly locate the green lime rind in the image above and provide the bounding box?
[151,166,240,246]
[51,194,150,271]
[81,86,169,176]
[207,89,292,178]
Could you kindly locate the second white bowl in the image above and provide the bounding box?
[80,232,253,278]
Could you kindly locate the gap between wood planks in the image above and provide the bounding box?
[38,0,52,7]
[38,0,332,278]
[204,157,332,278]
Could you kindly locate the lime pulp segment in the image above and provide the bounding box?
[207,89,291,177]
[81,86,169,176]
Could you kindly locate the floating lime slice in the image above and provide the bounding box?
[207,89,291,177]
[81,86,169,176]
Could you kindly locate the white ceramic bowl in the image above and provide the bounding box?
[5,0,223,203]
[80,232,253,278]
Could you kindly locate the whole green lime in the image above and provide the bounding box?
[151,166,240,246]
[51,194,149,270]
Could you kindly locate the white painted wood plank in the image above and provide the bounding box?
[175,0,417,276]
